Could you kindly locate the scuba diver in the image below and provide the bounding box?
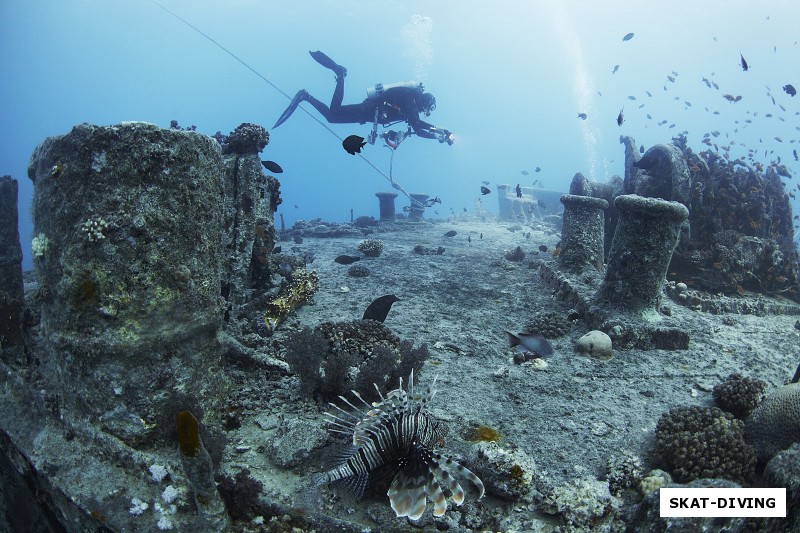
[273,51,454,146]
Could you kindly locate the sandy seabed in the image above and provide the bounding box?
[220,216,798,531]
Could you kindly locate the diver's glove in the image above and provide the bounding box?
[434,127,454,145]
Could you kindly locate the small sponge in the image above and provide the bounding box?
[176,410,200,458]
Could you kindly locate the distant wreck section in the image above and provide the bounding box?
[543,133,799,350]
[0,122,293,531]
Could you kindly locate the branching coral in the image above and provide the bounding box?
[357,238,384,257]
[222,123,269,155]
[81,216,110,241]
[283,320,429,402]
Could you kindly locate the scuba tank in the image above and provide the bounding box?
[366,81,423,99]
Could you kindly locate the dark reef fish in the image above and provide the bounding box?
[334,255,361,265]
[316,372,485,520]
[278,262,293,276]
[362,294,400,322]
[784,84,797,97]
[424,196,442,207]
[612,64,619,74]
[342,134,367,155]
[622,32,635,41]
[444,230,457,237]
[617,108,624,126]
[506,330,556,357]
[534,166,541,172]
[261,160,283,173]
[480,186,491,195]
[520,170,529,175]
[577,112,588,120]
[740,53,749,71]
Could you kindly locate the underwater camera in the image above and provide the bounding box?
[435,129,454,145]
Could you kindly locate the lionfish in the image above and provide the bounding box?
[315,372,485,520]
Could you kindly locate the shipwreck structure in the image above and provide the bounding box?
[0,121,289,531]
[542,134,800,350]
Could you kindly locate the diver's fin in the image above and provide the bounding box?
[273,90,308,128]
[309,50,347,78]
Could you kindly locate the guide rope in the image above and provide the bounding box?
[148,0,414,201]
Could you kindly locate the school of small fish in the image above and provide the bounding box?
[579,28,800,232]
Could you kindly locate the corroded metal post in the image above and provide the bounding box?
[559,194,608,274]
[594,194,688,320]
[27,122,227,445]
[375,192,398,221]
[408,193,429,221]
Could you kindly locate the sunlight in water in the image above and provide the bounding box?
[551,1,599,181]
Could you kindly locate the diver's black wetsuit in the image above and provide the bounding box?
[304,75,437,139]
[274,51,451,144]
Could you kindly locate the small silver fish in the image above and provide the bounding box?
[505,331,556,357]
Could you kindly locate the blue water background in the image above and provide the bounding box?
[2,0,799,271]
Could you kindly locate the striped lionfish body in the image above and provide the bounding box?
[316,372,485,521]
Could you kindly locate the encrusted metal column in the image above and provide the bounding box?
[0,176,25,354]
[375,192,398,221]
[594,194,688,320]
[408,193,429,221]
[27,122,227,445]
[559,194,608,273]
